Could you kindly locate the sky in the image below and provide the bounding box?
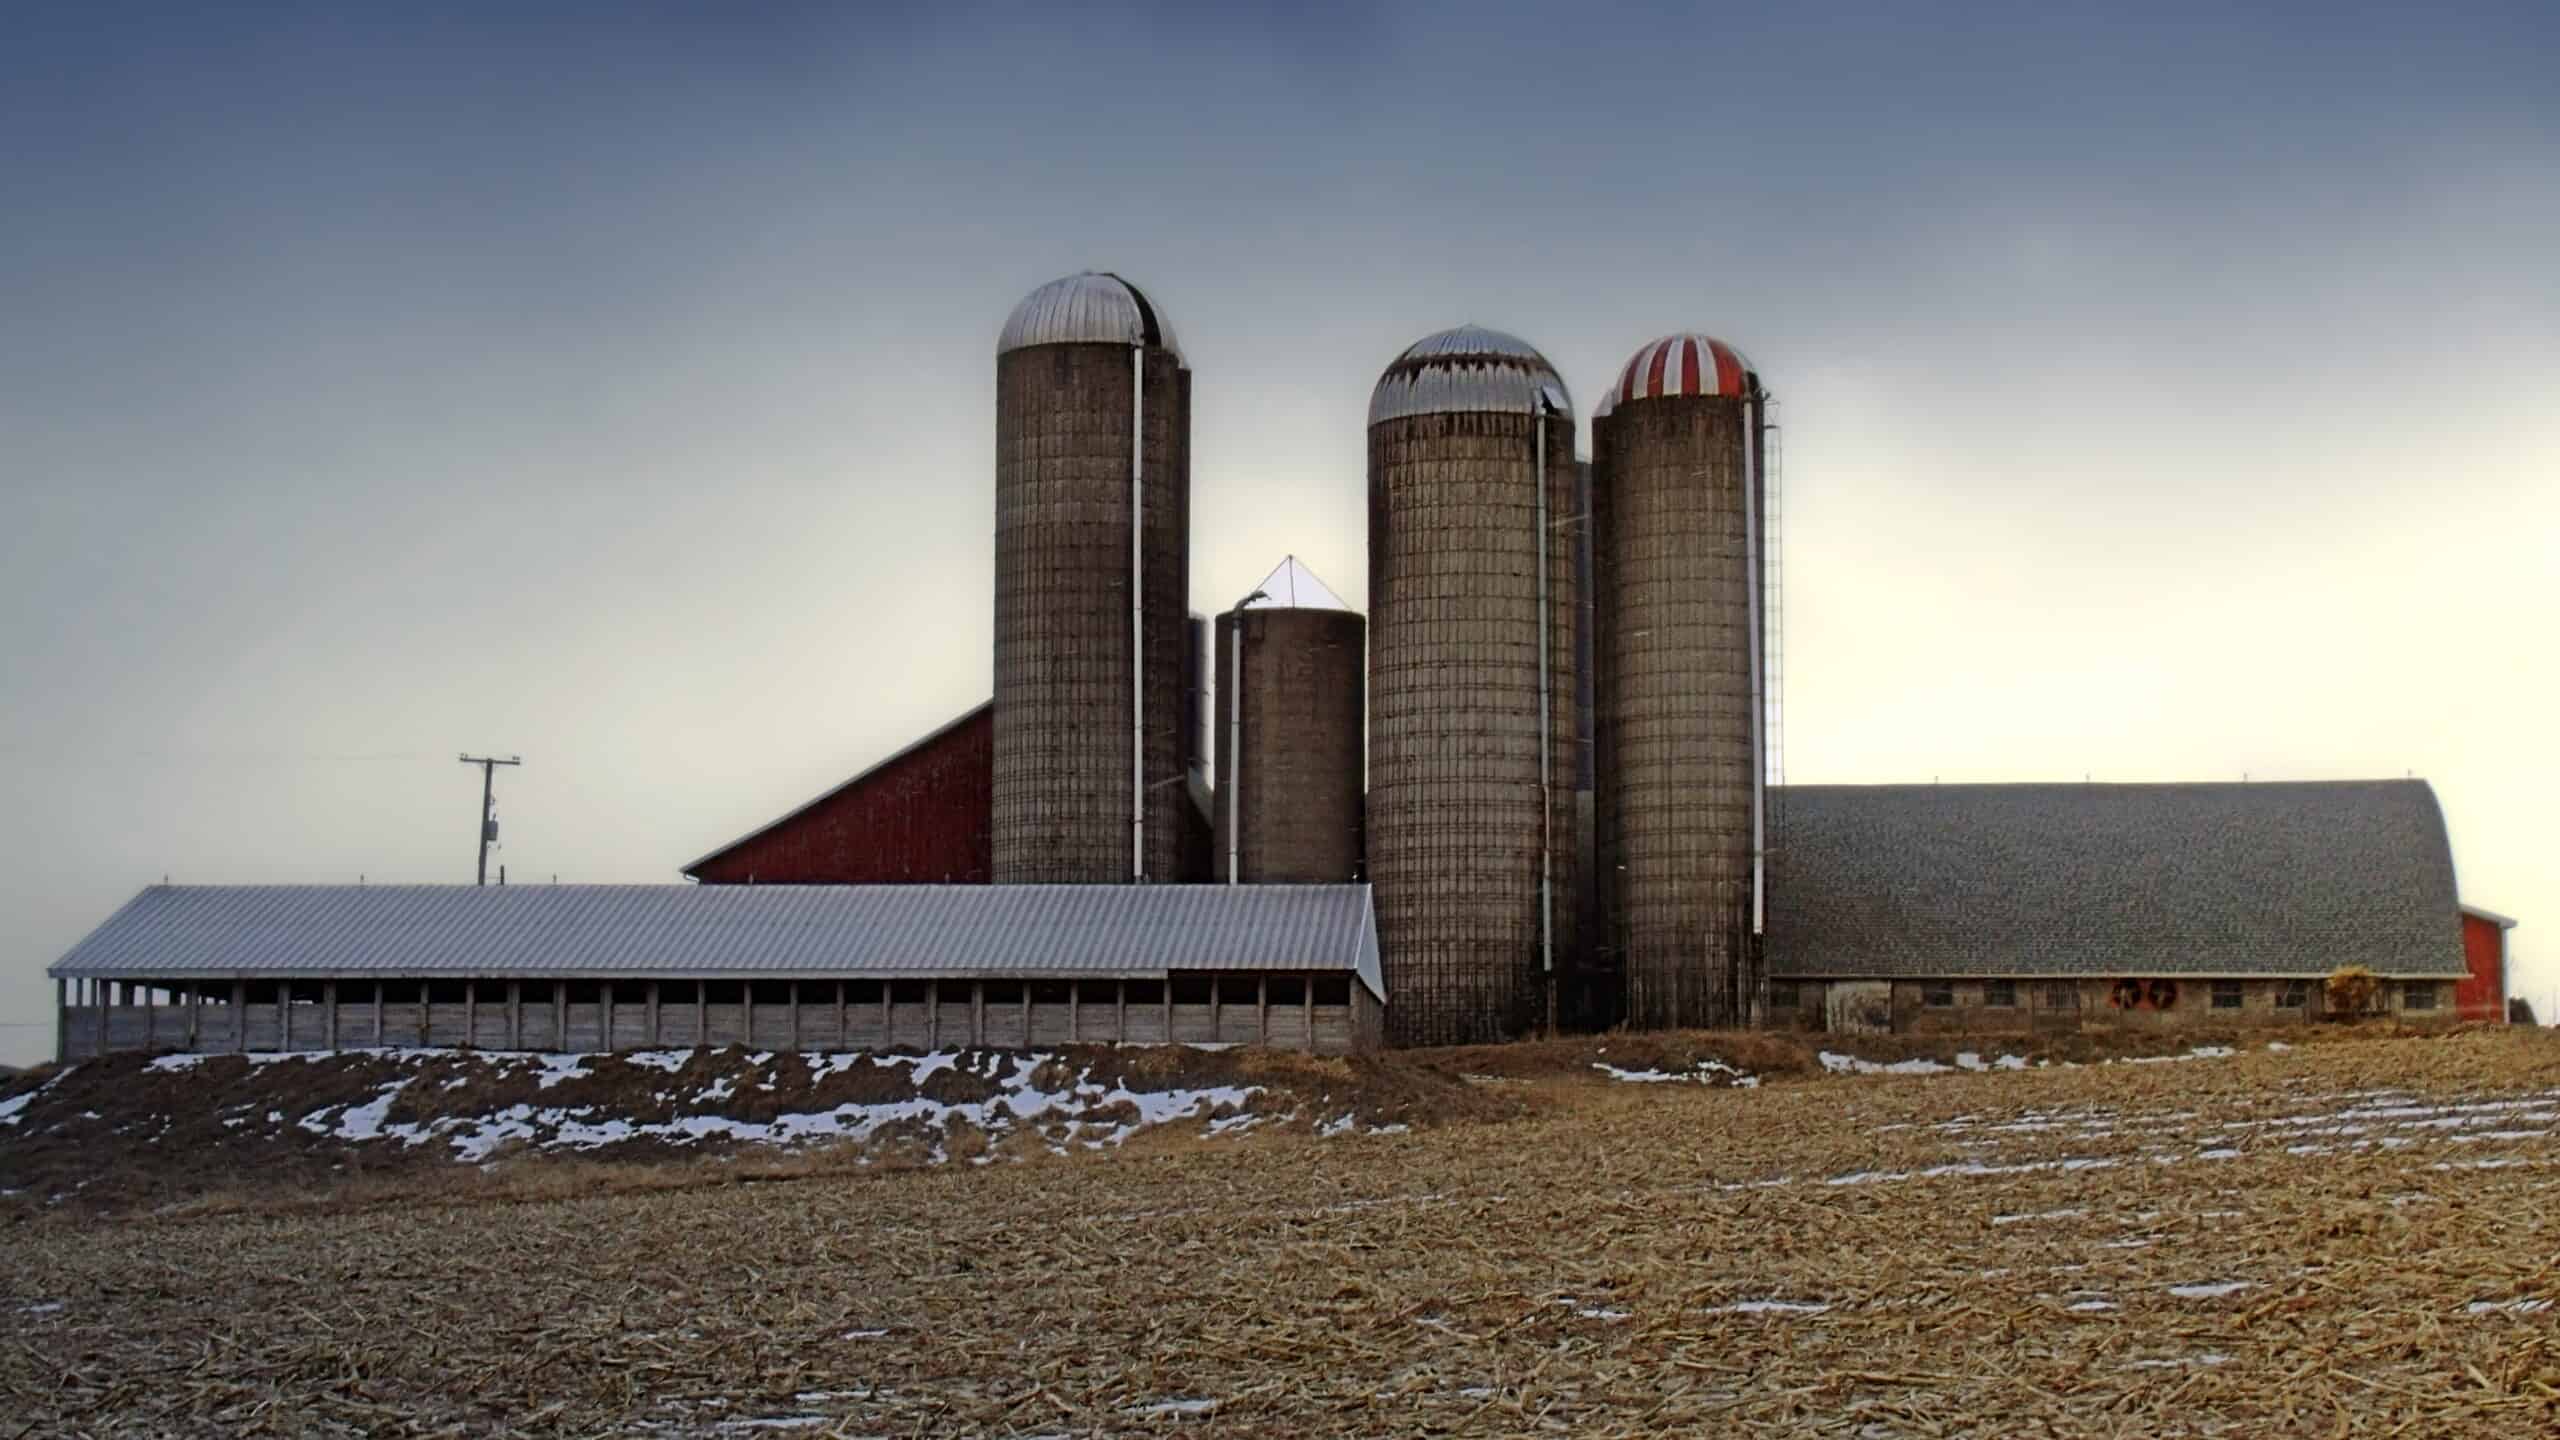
[3,1,2553,1064]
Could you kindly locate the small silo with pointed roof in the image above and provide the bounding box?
[1212,557,1365,885]
[992,271,1193,885]
[1590,332,1767,1029]
[1367,325,1582,1045]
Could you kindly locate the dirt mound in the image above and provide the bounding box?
[0,1045,1514,1219]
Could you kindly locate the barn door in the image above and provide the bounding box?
[1826,982,1893,1035]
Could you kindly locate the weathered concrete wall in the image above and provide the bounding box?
[58,972,1378,1060]
[1775,976,2461,1035]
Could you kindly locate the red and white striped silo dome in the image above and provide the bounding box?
[1594,333,1754,418]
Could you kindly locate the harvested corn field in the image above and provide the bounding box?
[4,1028,2558,1436]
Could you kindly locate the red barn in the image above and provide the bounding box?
[2457,904,2518,1023]
[684,703,993,885]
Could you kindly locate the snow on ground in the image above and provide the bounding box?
[31,1049,1418,1167]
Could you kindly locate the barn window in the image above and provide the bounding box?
[888,979,929,1004]
[2212,980,2243,1010]
[843,979,884,1005]
[2402,982,2438,1011]
[2043,983,2078,1010]
[1311,975,1351,1007]
[1030,981,1073,1007]
[1170,975,1215,1005]
[1265,976,1306,1006]
[981,980,1024,1006]
[1768,982,1798,1009]
[1984,980,2017,1008]
[1124,979,1165,1007]
[1922,982,1955,1008]
[2277,981,2307,1009]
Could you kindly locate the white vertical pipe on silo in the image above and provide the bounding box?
[1228,618,1243,884]
[1131,342,1146,881]
[1535,392,1554,987]
[1744,388,1766,943]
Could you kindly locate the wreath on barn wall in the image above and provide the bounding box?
[2148,978,2179,1010]
[2110,978,2144,1009]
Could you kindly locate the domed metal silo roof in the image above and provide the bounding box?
[1591,332,1755,419]
[998,271,1182,361]
[1368,324,1572,426]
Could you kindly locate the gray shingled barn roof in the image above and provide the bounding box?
[1766,780,2465,980]
[50,884,1384,1001]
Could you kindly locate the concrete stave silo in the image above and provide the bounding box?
[1591,333,1765,1028]
[1213,557,1365,885]
[1367,327,1581,1046]
[992,272,1194,884]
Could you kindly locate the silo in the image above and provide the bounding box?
[992,272,1192,884]
[1367,327,1580,1046]
[1213,557,1365,884]
[1590,333,1765,1029]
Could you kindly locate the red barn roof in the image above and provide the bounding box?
[683,703,993,885]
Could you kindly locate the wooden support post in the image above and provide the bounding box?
[186,983,200,1050]
[1068,982,1079,1044]
[462,979,475,1051]
[54,977,66,1064]
[325,980,338,1051]
[371,980,383,1047]
[1210,975,1221,1043]
[1162,976,1172,1046]
[601,982,615,1054]
[971,982,984,1049]
[417,979,430,1047]
[833,980,845,1052]
[879,980,891,1049]
[553,980,567,1051]
[1304,972,1316,1051]
[694,981,706,1051]
[1115,980,1127,1046]
[647,981,661,1048]
[742,985,754,1051]
[509,981,523,1050]
[788,980,801,1052]
[232,980,247,1053]
[1258,973,1270,1047]
[926,979,939,1050]
[1021,985,1032,1048]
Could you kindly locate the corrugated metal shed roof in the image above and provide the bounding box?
[1766,780,2467,980]
[997,271,1182,361]
[1369,325,1571,425]
[51,884,1383,1000]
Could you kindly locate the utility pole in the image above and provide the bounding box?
[459,754,521,887]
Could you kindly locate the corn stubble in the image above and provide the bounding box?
[4,1029,2556,1436]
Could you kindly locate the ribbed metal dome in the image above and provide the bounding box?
[1592,332,1754,419]
[1368,324,1572,426]
[997,271,1182,361]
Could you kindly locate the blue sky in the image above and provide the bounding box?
[4,1,2555,1059]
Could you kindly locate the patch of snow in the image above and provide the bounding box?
[710,1418,828,1432]
[2067,1299,2118,1313]
[1821,1052,1951,1076]
[2168,1282,2251,1299]
[1125,1398,1219,1417]
[2266,1041,2293,1053]
[2465,1299,2553,1316]
[533,1055,592,1089]
[1705,1299,1832,1315]
[19,1301,65,1316]
[623,1051,692,1073]
[1594,1058,1753,1085]
[841,1329,889,1341]
[0,1094,33,1127]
